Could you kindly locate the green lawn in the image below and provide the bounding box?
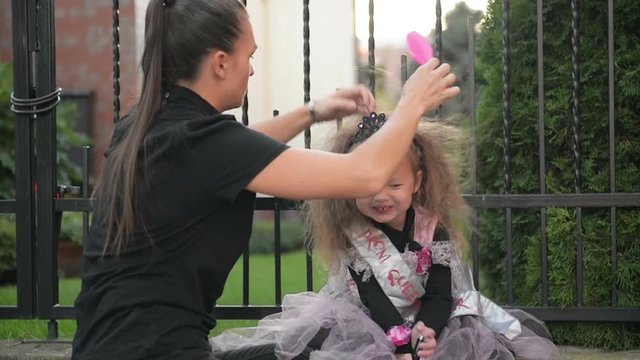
[0,250,328,339]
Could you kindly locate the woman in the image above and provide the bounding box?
[71,0,459,359]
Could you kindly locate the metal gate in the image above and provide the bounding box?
[1,0,639,340]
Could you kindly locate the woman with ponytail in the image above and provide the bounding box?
[72,0,460,359]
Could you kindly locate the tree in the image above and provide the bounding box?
[475,0,640,349]
[433,2,483,118]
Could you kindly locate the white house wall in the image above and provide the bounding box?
[229,0,357,149]
[133,0,356,149]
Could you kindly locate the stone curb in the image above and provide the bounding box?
[0,340,72,360]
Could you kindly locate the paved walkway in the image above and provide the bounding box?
[0,340,71,360]
[1,340,639,359]
[560,345,640,360]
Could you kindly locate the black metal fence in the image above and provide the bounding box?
[2,0,639,340]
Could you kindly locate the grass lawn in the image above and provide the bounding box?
[0,250,328,339]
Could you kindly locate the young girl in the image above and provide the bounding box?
[211,113,560,360]
[304,113,561,360]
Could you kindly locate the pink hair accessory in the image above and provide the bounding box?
[386,324,412,346]
[406,31,434,65]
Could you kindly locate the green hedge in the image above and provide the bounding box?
[249,220,306,255]
[475,0,640,349]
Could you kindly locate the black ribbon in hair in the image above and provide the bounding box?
[348,112,387,148]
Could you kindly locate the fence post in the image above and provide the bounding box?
[10,0,37,319]
[28,0,60,338]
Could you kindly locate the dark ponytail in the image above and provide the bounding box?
[96,0,246,254]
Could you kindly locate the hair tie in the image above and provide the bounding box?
[163,0,175,8]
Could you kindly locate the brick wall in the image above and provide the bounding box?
[0,0,11,61]
[0,0,139,175]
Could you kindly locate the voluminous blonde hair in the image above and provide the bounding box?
[303,118,470,267]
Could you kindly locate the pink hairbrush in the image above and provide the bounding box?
[406,31,434,65]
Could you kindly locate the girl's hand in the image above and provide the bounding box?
[312,85,375,122]
[412,321,437,359]
[400,58,460,115]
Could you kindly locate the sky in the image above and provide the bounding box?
[355,0,489,46]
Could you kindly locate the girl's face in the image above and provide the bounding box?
[355,156,422,231]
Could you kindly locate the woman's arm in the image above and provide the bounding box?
[247,106,311,143]
[248,86,375,143]
[247,59,459,200]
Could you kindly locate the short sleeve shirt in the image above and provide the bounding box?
[72,86,288,360]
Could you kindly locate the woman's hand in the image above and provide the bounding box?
[400,58,460,115]
[412,321,437,359]
[312,85,376,122]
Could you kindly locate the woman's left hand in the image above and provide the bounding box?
[312,85,376,122]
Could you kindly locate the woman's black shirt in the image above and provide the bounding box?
[72,86,288,360]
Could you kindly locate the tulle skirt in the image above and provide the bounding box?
[433,308,559,360]
[211,292,395,360]
[210,292,560,360]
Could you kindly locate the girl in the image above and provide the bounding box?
[304,114,561,359]
[212,114,560,360]
[72,0,459,359]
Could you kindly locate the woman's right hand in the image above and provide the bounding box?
[312,85,376,122]
[400,58,460,115]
